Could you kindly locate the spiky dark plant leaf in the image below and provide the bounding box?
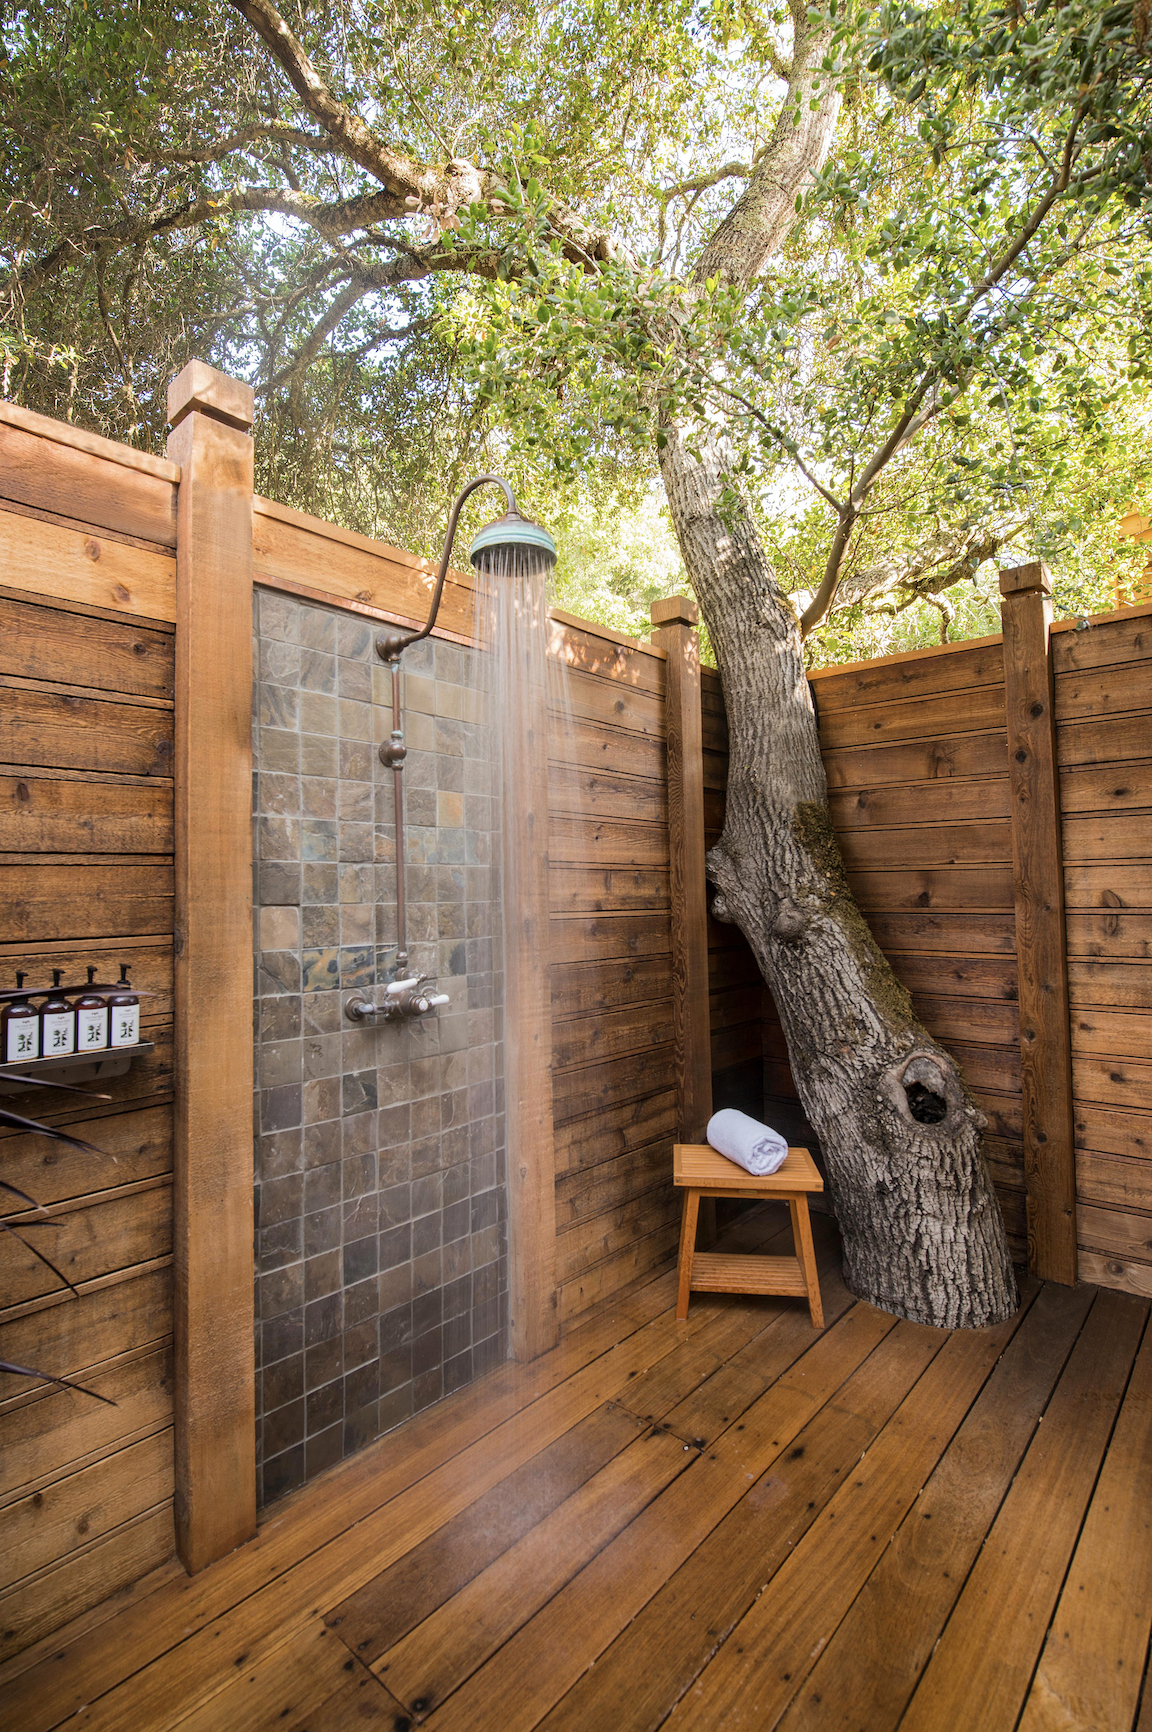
[0,1359,116,1405]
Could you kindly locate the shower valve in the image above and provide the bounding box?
[344,977,448,1023]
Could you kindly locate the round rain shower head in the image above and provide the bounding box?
[468,509,557,578]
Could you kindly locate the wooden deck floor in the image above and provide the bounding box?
[3,1207,1151,1732]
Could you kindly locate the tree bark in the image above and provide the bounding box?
[657,9,1018,1328]
[659,430,1017,1326]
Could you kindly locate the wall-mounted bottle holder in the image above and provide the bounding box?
[0,965,153,1096]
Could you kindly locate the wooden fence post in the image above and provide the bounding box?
[651,597,713,1145]
[167,362,257,1570]
[999,561,1077,1286]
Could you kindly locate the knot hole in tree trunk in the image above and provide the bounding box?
[880,1051,981,1138]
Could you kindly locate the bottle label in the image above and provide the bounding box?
[110,1003,140,1048]
[43,1011,76,1056]
[5,1018,39,1063]
[78,1007,109,1051]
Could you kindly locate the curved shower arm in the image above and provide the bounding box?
[376,474,517,662]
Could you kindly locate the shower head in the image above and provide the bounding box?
[376,475,557,663]
[468,509,557,579]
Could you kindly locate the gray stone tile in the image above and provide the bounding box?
[254,593,507,1506]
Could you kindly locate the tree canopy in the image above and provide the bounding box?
[2,0,1150,657]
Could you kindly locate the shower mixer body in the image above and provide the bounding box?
[345,976,450,1024]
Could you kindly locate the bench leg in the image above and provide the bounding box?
[676,1190,701,1321]
[789,1196,823,1329]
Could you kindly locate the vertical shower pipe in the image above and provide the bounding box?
[380,660,409,974]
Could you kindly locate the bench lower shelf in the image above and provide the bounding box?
[687,1251,809,1298]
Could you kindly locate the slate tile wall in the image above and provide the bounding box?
[251,590,507,1506]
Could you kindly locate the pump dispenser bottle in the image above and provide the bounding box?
[109,964,140,1048]
[3,973,40,1064]
[76,966,110,1052]
[41,969,76,1057]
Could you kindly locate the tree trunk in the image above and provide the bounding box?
[659,429,1018,1327]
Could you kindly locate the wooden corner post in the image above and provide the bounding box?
[167,361,257,1569]
[503,587,559,1361]
[999,561,1077,1286]
[650,596,713,1143]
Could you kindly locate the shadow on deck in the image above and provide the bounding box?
[2,1208,1150,1732]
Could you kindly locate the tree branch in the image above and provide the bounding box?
[657,161,754,204]
[693,17,837,287]
[150,121,345,166]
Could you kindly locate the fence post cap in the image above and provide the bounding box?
[650,594,699,627]
[167,361,254,433]
[999,561,1051,598]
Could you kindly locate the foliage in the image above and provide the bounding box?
[0,1076,115,1402]
[1,1,1150,658]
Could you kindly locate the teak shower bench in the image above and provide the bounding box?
[673,1143,825,1328]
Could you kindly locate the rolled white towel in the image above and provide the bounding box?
[706,1109,790,1177]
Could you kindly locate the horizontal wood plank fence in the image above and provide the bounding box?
[794,593,1152,1296]
[2,379,1149,1662]
[0,402,179,1660]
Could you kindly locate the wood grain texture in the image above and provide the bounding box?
[0,507,175,622]
[0,1503,174,1666]
[899,1290,1145,1732]
[4,1211,1149,1732]
[167,383,256,1571]
[0,595,174,699]
[253,496,477,643]
[0,774,172,854]
[0,686,173,778]
[838,819,1012,869]
[550,954,673,1019]
[0,1103,172,1211]
[1,1427,173,1595]
[548,910,670,965]
[0,1345,173,1506]
[650,600,713,1146]
[551,1001,676,1070]
[0,1180,173,1308]
[812,638,1005,708]
[818,682,1005,751]
[822,729,1009,790]
[552,1090,677,1176]
[0,861,173,942]
[0,411,176,549]
[1000,571,1077,1284]
[828,775,1010,829]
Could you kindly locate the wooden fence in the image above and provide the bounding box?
[1,372,1149,1662]
[778,585,1152,1294]
[0,403,179,1657]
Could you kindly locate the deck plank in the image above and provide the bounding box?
[659,1299,1032,1732]
[772,1276,1086,1732]
[0,1262,687,1732]
[3,1212,1147,1732]
[533,1312,960,1732]
[899,1287,1147,1732]
[375,1425,696,1714]
[414,1301,900,1732]
[327,1220,810,1666]
[327,1403,648,1664]
[1017,1307,1152,1732]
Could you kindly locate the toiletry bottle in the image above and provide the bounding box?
[3,972,40,1064]
[41,969,77,1057]
[109,964,140,1049]
[76,966,110,1052]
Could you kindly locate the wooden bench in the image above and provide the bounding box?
[673,1143,825,1328]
